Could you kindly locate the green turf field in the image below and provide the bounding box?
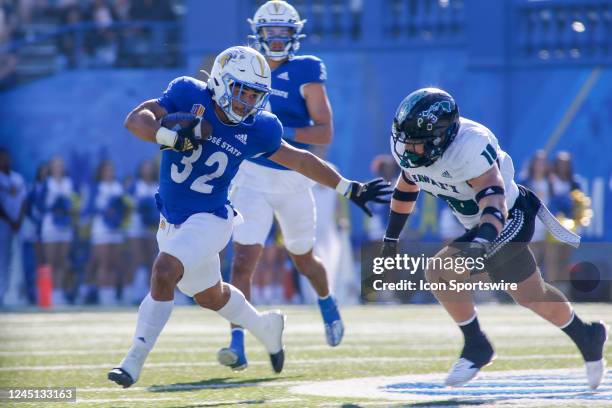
[1,304,610,407]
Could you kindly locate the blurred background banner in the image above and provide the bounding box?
[0,0,611,306]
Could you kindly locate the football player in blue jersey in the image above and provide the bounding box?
[217,0,342,373]
[107,45,390,388]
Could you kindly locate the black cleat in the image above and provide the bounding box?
[579,321,608,362]
[460,334,495,369]
[446,334,496,387]
[269,349,285,374]
[581,321,608,389]
[108,367,135,388]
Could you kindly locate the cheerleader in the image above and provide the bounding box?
[40,156,75,306]
[123,159,159,305]
[22,162,50,304]
[545,151,586,295]
[520,150,551,268]
[83,160,127,306]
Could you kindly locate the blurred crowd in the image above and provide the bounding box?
[0,150,160,307]
[0,0,181,89]
[520,150,593,297]
[0,148,357,308]
[0,147,597,308]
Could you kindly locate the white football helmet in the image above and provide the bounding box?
[207,46,272,124]
[248,1,306,60]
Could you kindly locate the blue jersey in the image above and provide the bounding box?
[248,55,326,170]
[156,76,283,224]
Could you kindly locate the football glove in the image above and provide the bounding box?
[345,177,392,217]
[159,117,203,152]
[454,238,491,262]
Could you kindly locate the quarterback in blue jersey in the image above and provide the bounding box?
[107,45,390,388]
[218,0,341,373]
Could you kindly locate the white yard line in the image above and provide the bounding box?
[0,354,584,372]
[0,340,577,357]
[77,396,302,405]
[81,380,304,393]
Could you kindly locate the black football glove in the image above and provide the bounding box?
[380,237,399,258]
[345,177,392,217]
[160,117,203,152]
[454,238,491,262]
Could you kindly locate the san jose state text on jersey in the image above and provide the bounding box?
[156,76,282,224]
[248,55,326,170]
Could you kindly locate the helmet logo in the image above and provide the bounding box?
[219,50,244,68]
[417,101,452,130]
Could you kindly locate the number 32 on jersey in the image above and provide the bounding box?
[170,147,228,194]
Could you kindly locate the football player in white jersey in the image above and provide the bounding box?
[382,88,608,389]
[219,1,341,372]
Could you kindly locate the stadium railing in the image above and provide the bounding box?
[1,21,182,86]
[234,0,611,63]
[513,0,612,65]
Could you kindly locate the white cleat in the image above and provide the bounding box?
[445,358,482,387]
[585,359,606,390]
[256,310,285,355]
[251,310,285,373]
[112,344,148,386]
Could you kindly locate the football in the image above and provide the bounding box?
[160,112,213,140]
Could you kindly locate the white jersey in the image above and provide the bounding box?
[41,176,74,243]
[91,180,125,244]
[43,177,74,209]
[92,181,124,214]
[391,117,519,229]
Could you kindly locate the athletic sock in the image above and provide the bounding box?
[458,313,493,368]
[560,311,595,360]
[458,313,484,342]
[131,293,173,352]
[217,284,279,353]
[119,293,173,379]
[230,328,245,352]
[318,293,333,308]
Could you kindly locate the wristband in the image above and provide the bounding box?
[155,127,178,147]
[475,222,498,243]
[194,119,202,138]
[482,206,505,225]
[335,177,352,196]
